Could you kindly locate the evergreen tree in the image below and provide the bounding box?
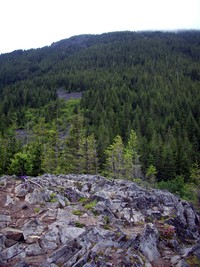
[41,126,60,174]
[8,152,33,176]
[124,130,142,179]
[84,134,98,174]
[62,111,86,174]
[104,135,124,179]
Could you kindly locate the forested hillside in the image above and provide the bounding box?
[0,31,200,201]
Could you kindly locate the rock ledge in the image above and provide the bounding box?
[0,174,199,266]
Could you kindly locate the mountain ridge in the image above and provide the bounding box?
[0,30,199,189]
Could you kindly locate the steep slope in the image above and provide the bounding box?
[0,31,200,180]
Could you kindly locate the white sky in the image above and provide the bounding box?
[0,0,200,54]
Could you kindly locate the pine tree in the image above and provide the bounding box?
[104,135,124,179]
[62,111,86,174]
[41,126,60,174]
[8,152,33,176]
[84,134,98,174]
[146,164,157,186]
[124,130,142,179]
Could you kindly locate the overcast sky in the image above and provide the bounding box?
[0,0,200,54]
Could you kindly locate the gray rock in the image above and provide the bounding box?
[41,239,82,267]
[0,214,11,222]
[15,183,30,197]
[25,242,45,256]
[0,174,200,266]
[40,225,60,250]
[5,195,14,206]
[93,191,112,205]
[25,235,40,244]
[0,243,24,261]
[139,223,160,263]
[171,255,189,267]
[14,262,30,267]
[2,228,24,241]
[21,218,44,239]
[0,234,5,252]
[25,189,46,204]
[56,193,67,207]
[59,225,85,244]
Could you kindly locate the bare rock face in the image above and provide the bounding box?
[0,174,199,266]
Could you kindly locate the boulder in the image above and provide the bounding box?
[0,243,24,261]
[25,242,45,256]
[2,228,24,241]
[139,223,160,263]
[15,183,30,197]
[21,218,44,239]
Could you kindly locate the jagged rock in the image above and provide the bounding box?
[0,214,11,228]
[2,228,24,241]
[25,235,40,244]
[93,190,112,205]
[15,183,30,197]
[13,262,29,267]
[139,223,160,263]
[5,238,18,248]
[25,188,46,204]
[25,242,44,256]
[64,187,81,202]
[194,244,200,259]
[56,193,67,207]
[41,239,82,267]
[171,255,189,267]
[0,174,199,266]
[40,225,60,250]
[22,218,44,239]
[5,195,14,206]
[0,243,24,261]
[0,234,5,252]
[0,214,11,223]
[59,226,85,244]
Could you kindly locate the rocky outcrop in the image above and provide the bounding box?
[0,174,199,266]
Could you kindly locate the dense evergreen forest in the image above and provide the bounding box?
[0,31,200,203]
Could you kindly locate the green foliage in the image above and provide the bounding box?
[34,207,40,213]
[78,197,88,203]
[157,176,186,197]
[84,200,97,210]
[146,165,157,185]
[49,192,57,203]
[73,210,84,216]
[186,255,200,267]
[74,222,85,228]
[0,31,199,184]
[189,163,200,187]
[104,135,124,179]
[8,152,33,176]
[104,130,141,180]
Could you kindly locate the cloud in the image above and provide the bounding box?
[0,0,200,53]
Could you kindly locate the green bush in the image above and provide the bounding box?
[84,200,97,209]
[157,176,185,197]
[73,210,83,216]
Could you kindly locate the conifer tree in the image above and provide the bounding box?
[8,152,33,176]
[124,130,142,179]
[104,135,124,179]
[84,134,98,174]
[62,111,86,174]
[41,125,60,174]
